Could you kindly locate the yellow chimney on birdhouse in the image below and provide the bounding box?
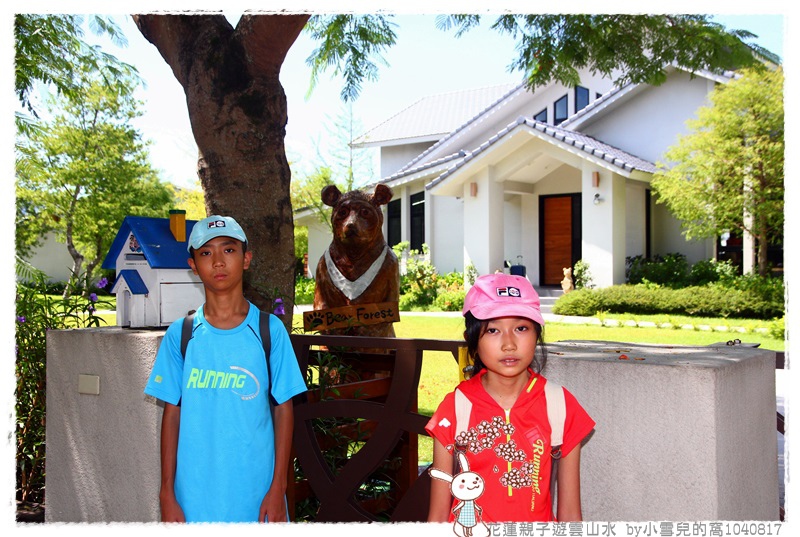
[169,209,186,242]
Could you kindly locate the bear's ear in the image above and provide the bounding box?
[371,183,393,207]
[321,185,342,207]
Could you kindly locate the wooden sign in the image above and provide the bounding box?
[303,302,400,332]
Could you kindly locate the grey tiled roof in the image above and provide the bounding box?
[427,117,657,190]
[353,83,522,147]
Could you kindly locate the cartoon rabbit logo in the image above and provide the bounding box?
[429,452,489,537]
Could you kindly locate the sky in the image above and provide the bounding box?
[69,9,789,190]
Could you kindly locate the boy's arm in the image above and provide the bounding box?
[159,402,185,522]
[259,399,294,522]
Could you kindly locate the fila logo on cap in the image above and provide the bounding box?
[207,220,227,229]
[496,286,521,297]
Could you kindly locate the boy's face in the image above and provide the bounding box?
[187,236,252,293]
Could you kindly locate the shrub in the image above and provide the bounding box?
[432,288,466,311]
[572,259,594,289]
[688,259,738,286]
[552,288,604,316]
[769,316,785,340]
[15,270,112,504]
[626,253,689,287]
[295,276,316,305]
[553,282,783,319]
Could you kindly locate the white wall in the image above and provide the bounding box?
[582,71,713,164]
[22,232,75,282]
[651,202,712,264]
[380,142,435,177]
[306,218,332,281]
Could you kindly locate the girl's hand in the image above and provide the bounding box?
[259,487,287,523]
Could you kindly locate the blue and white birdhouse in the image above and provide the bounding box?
[101,210,203,327]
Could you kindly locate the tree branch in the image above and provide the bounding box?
[236,14,310,78]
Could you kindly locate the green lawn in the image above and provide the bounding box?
[292,312,784,464]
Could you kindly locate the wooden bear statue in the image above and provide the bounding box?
[313,183,400,338]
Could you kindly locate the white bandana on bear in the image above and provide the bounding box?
[324,246,388,301]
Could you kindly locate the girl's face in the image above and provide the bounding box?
[477,316,537,379]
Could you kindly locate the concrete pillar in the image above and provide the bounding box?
[45,327,164,523]
[520,193,538,285]
[462,167,504,275]
[544,340,779,521]
[399,185,409,246]
[582,169,627,287]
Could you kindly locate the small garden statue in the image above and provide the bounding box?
[561,266,575,294]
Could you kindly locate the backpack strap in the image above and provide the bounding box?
[258,310,275,412]
[544,381,566,459]
[544,380,566,515]
[454,388,472,440]
[453,387,473,472]
[180,311,195,359]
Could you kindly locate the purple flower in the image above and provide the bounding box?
[89,293,98,302]
[273,298,285,316]
[88,305,96,314]
[16,316,25,323]
[97,277,108,289]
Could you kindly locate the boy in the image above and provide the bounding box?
[144,215,307,522]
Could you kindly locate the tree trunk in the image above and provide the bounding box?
[133,14,309,326]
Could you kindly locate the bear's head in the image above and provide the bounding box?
[322,184,393,249]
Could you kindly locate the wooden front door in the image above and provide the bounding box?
[540,194,581,286]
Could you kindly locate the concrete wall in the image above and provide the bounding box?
[45,330,778,522]
[544,340,779,521]
[46,328,164,523]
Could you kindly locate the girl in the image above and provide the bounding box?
[426,274,595,523]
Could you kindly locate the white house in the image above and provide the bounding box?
[296,65,743,288]
[101,210,204,327]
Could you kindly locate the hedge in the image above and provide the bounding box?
[553,283,784,320]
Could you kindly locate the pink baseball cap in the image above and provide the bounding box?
[463,274,545,327]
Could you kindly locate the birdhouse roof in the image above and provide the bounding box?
[111,269,149,295]
[101,216,197,270]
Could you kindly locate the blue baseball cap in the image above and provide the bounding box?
[188,215,248,252]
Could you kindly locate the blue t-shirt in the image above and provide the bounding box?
[144,302,307,522]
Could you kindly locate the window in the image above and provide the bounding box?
[596,92,602,100]
[575,86,589,113]
[387,199,401,248]
[554,94,568,125]
[534,108,547,123]
[410,191,425,252]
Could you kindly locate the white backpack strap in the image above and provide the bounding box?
[454,388,472,439]
[544,381,566,459]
